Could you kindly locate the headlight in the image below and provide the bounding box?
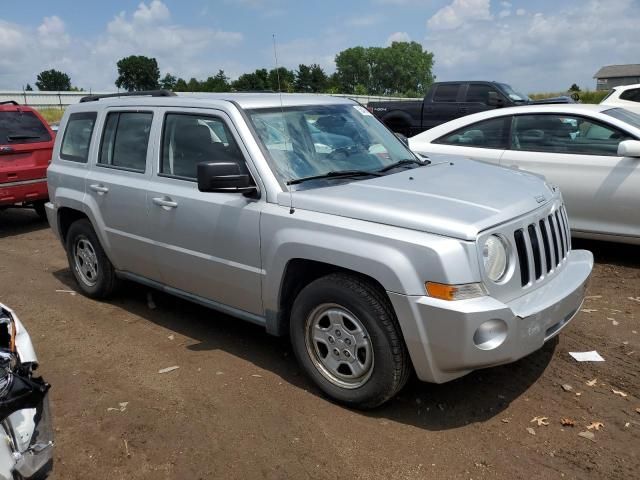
[483,235,509,282]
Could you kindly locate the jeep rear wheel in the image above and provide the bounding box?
[65,219,118,299]
[290,273,410,409]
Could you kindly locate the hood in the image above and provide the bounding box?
[279,158,556,241]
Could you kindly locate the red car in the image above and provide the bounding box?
[0,101,55,219]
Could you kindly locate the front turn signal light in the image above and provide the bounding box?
[425,282,487,301]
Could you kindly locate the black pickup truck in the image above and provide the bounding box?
[368,81,575,136]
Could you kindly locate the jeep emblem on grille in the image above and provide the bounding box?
[535,195,546,203]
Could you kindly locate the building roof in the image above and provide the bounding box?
[594,64,640,79]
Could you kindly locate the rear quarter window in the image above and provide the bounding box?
[0,111,51,144]
[60,112,97,163]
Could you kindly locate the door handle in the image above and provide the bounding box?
[89,184,109,194]
[152,197,178,209]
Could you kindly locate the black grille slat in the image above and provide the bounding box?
[555,211,566,258]
[527,225,542,279]
[539,219,552,273]
[514,229,529,286]
[548,215,561,267]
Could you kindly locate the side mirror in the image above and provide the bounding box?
[487,91,504,107]
[394,132,409,146]
[197,162,256,193]
[617,139,640,158]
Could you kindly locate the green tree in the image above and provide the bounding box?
[115,55,160,91]
[25,84,33,91]
[333,42,434,95]
[268,67,295,92]
[187,77,202,92]
[35,69,72,91]
[295,64,313,92]
[309,64,328,93]
[569,83,581,92]
[174,78,188,91]
[160,73,177,90]
[334,46,370,93]
[232,69,269,91]
[202,70,231,92]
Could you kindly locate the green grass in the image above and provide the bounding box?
[528,90,608,104]
[36,108,65,124]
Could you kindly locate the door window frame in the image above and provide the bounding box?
[507,112,635,157]
[95,109,154,174]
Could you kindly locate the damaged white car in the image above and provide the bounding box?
[0,304,53,480]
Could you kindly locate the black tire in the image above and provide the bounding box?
[65,219,118,299]
[290,273,410,409]
[33,201,47,220]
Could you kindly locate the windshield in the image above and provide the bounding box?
[0,111,51,144]
[247,104,418,187]
[498,83,530,103]
[604,107,640,130]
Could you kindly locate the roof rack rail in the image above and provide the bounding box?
[79,90,176,103]
[0,100,19,106]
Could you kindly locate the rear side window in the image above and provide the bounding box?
[161,113,246,179]
[0,111,51,144]
[99,112,153,172]
[620,88,640,102]
[433,85,460,103]
[60,112,97,163]
[435,117,510,149]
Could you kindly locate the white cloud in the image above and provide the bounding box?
[132,0,170,23]
[498,9,511,18]
[387,31,411,45]
[427,0,492,31]
[424,0,639,92]
[0,1,244,90]
[516,8,526,16]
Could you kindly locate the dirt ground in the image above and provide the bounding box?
[0,208,638,480]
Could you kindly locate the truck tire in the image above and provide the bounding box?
[290,272,410,409]
[64,219,118,299]
[383,117,411,137]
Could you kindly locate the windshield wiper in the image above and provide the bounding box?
[376,158,427,173]
[7,135,42,141]
[287,170,382,186]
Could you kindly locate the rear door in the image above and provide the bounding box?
[423,84,463,128]
[84,108,161,280]
[0,107,53,203]
[500,113,639,237]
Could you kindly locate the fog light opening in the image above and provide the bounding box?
[473,319,508,351]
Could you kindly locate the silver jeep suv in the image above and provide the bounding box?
[45,91,593,408]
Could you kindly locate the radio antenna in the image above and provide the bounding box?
[273,34,294,214]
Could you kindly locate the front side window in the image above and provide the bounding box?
[99,112,152,172]
[247,104,417,185]
[433,85,459,102]
[161,113,246,179]
[510,114,632,156]
[619,88,640,102]
[465,85,499,104]
[435,117,509,148]
[0,111,51,145]
[60,112,97,163]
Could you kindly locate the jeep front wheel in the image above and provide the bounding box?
[290,273,410,409]
[65,219,118,299]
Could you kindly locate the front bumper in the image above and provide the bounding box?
[389,249,593,383]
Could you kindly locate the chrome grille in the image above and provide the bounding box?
[513,205,570,287]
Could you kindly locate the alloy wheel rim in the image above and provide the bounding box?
[73,236,99,287]
[304,303,374,389]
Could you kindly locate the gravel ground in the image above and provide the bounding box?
[1,208,638,480]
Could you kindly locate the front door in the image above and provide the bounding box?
[147,110,263,315]
[500,113,640,238]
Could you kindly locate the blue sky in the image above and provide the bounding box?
[1,0,638,93]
